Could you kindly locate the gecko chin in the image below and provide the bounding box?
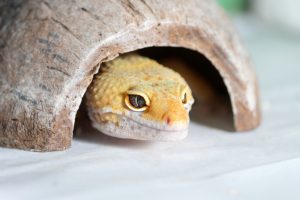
[90,112,189,141]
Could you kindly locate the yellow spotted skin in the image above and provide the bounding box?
[86,54,194,140]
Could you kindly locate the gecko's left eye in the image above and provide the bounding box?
[181,90,188,104]
[125,91,150,111]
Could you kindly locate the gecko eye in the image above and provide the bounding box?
[181,91,188,104]
[129,95,146,108]
[125,92,150,111]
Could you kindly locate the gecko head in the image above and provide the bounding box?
[88,74,194,141]
[124,83,194,136]
[86,54,194,141]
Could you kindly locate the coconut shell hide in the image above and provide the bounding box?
[0,0,261,151]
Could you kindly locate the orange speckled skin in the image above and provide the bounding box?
[86,54,194,140]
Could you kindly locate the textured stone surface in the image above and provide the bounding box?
[0,0,260,151]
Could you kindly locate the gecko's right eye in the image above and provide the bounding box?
[125,91,150,111]
[129,95,146,108]
[180,88,189,105]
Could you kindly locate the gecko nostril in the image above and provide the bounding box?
[162,112,172,125]
[166,117,171,125]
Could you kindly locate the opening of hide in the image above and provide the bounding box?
[74,47,234,141]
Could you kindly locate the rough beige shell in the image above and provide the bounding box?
[0,0,260,151]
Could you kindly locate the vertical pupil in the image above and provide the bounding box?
[129,95,146,108]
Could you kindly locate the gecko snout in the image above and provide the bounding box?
[161,106,189,126]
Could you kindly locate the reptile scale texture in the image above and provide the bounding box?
[86,54,194,140]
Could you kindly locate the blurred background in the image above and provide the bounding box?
[216,0,300,95]
[211,4,300,200]
[218,0,300,34]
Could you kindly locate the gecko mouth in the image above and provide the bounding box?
[90,112,189,141]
